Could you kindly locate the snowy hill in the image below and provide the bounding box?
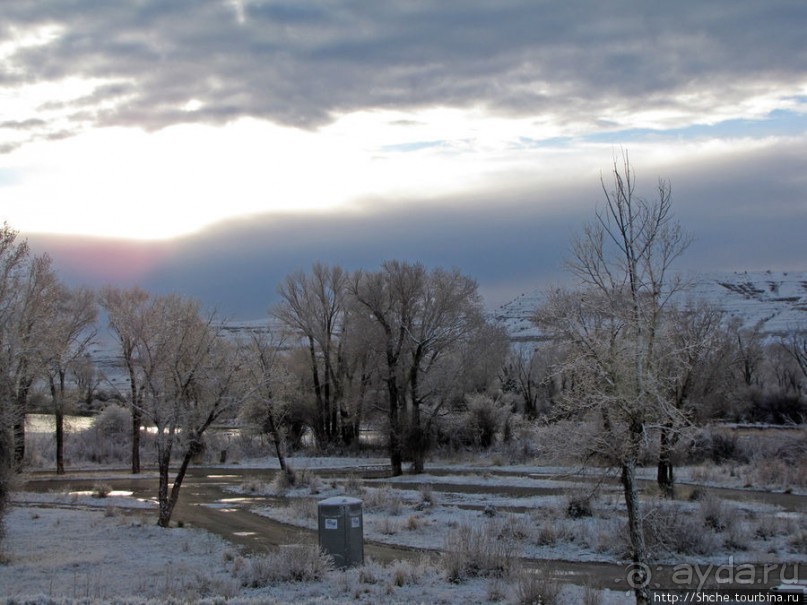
[494,270,807,342]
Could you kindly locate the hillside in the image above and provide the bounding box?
[494,270,807,342]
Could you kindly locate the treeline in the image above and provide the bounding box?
[2,216,807,530]
[0,224,510,526]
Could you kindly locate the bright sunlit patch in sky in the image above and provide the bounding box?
[1,108,586,240]
[3,101,802,242]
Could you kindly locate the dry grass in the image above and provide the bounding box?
[643,499,720,557]
[442,520,520,582]
[514,568,561,605]
[363,485,403,515]
[235,544,333,587]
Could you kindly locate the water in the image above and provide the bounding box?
[26,413,94,434]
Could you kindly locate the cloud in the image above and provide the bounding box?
[27,135,807,318]
[8,1,807,318]
[3,1,806,148]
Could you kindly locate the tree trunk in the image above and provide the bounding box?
[263,410,289,477]
[131,406,142,474]
[657,425,675,497]
[162,446,196,528]
[55,406,65,475]
[622,431,650,605]
[12,400,25,471]
[387,377,403,476]
[408,352,426,474]
[157,448,172,527]
[408,420,426,474]
[54,371,66,475]
[307,337,327,448]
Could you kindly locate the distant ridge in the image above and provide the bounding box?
[494,270,807,342]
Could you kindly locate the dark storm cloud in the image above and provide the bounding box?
[3,1,806,146]
[29,182,586,318]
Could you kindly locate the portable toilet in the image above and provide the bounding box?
[317,496,364,568]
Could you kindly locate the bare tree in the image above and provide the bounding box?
[273,263,349,448]
[733,320,766,388]
[349,261,492,474]
[105,293,240,527]
[6,252,62,468]
[0,224,31,472]
[100,286,150,474]
[348,261,418,476]
[782,332,807,399]
[655,301,724,494]
[40,280,97,474]
[403,267,485,472]
[535,153,691,605]
[239,328,293,480]
[0,223,29,541]
[501,343,560,419]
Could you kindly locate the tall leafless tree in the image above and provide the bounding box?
[239,328,293,479]
[348,261,419,476]
[137,295,241,527]
[273,263,349,448]
[100,285,150,474]
[40,278,97,474]
[535,153,691,605]
[0,223,30,542]
[349,261,493,474]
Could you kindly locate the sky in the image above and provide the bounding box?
[2,1,806,318]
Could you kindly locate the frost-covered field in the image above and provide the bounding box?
[2,455,806,604]
[0,489,625,604]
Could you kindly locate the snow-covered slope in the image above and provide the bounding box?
[494,270,807,341]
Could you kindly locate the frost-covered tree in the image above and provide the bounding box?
[273,263,349,448]
[39,274,97,474]
[99,286,150,474]
[534,154,691,605]
[137,295,241,527]
[103,291,241,526]
[0,223,31,473]
[349,261,494,475]
[239,328,293,480]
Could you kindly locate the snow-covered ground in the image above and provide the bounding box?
[0,487,626,604]
[3,455,806,603]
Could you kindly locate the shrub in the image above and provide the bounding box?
[536,522,558,546]
[92,404,130,437]
[418,483,434,505]
[344,473,363,495]
[515,568,561,605]
[643,500,719,557]
[754,515,786,540]
[389,560,420,587]
[363,485,402,515]
[789,531,807,554]
[271,466,316,494]
[566,493,593,519]
[711,433,748,464]
[442,520,518,582]
[91,483,112,498]
[698,495,730,532]
[465,394,505,449]
[237,545,333,587]
[358,560,383,585]
[379,517,398,535]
